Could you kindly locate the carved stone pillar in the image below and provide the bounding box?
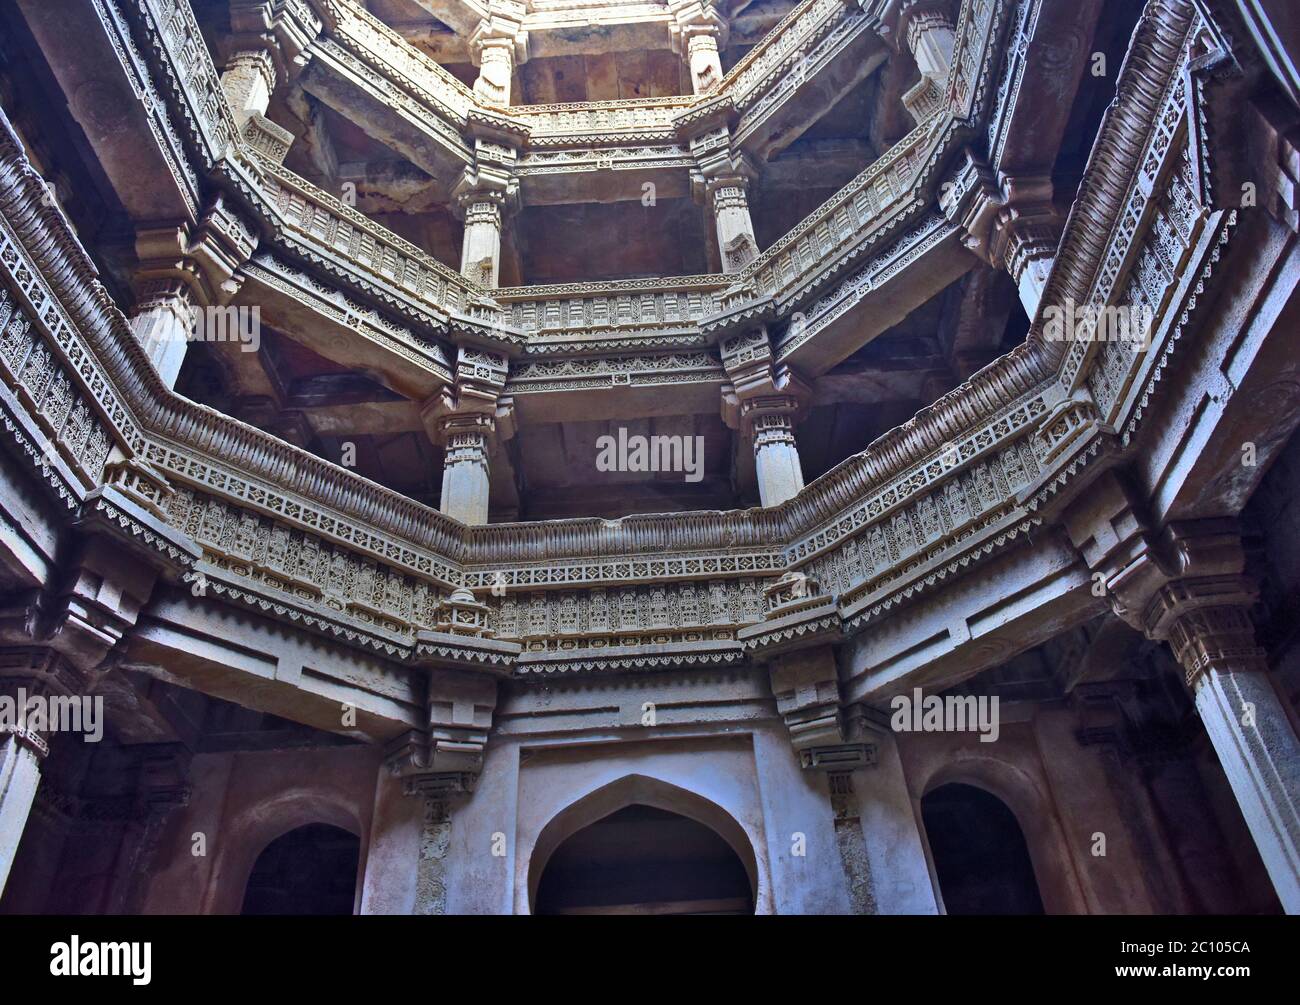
[1147,582,1300,913]
[896,1,955,122]
[459,198,505,289]
[720,327,809,507]
[437,413,497,526]
[221,0,318,156]
[670,2,727,94]
[0,723,45,895]
[943,153,1061,319]
[470,5,528,106]
[129,281,194,390]
[1063,498,1300,913]
[131,195,260,387]
[453,145,519,289]
[689,123,758,273]
[422,349,515,525]
[709,175,759,273]
[901,1,955,81]
[221,50,277,127]
[751,408,805,507]
[0,648,81,896]
[1001,205,1060,321]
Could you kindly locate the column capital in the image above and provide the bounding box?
[719,327,811,434]
[469,4,529,105]
[668,0,728,46]
[133,194,260,308]
[469,2,530,64]
[1145,578,1267,689]
[452,166,520,219]
[385,667,500,789]
[0,646,92,758]
[942,153,1062,316]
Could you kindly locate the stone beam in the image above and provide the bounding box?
[298,48,473,188]
[123,588,423,743]
[15,0,198,224]
[734,18,889,163]
[841,531,1104,704]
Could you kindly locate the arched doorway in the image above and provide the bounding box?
[240,823,360,915]
[534,803,754,914]
[922,782,1045,914]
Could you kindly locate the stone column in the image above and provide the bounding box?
[423,350,515,526]
[131,195,260,388]
[0,726,45,896]
[1001,210,1059,321]
[900,1,956,82]
[0,647,89,898]
[751,408,805,508]
[474,39,516,106]
[453,154,519,289]
[708,175,759,273]
[1150,585,1300,912]
[438,413,496,526]
[470,6,528,106]
[129,281,194,390]
[943,154,1060,319]
[221,50,276,127]
[720,327,810,507]
[670,1,727,94]
[458,197,505,289]
[898,2,956,122]
[686,32,725,94]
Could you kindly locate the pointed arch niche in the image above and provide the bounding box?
[526,774,762,915]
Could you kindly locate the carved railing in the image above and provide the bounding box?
[494,276,730,350]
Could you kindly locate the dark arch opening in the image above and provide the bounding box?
[534,804,754,915]
[240,823,360,915]
[922,782,1045,915]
